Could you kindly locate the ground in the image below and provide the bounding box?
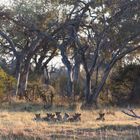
[0,101,140,140]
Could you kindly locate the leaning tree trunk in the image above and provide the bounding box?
[91,58,118,103]
[92,70,111,104]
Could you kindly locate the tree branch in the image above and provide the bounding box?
[122,109,140,119]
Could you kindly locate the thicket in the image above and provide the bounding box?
[100,64,140,106]
[0,67,16,100]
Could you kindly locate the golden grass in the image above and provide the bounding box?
[0,101,140,140]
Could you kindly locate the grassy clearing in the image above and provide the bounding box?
[0,101,140,140]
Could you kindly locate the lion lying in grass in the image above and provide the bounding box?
[34,112,81,122]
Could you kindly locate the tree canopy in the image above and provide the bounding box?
[0,0,139,105]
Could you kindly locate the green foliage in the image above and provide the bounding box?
[98,64,140,106]
[0,67,16,99]
[110,64,140,105]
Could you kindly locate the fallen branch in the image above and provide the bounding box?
[122,109,140,119]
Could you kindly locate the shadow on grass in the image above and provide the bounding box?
[96,124,140,131]
[77,124,140,132]
[75,124,140,140]
[1,125,140,140]
[0,134,42,140]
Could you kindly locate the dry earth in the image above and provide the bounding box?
[0,101,140,140]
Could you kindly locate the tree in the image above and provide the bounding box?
[0,0,78,97]
[0,0,139,104]
[0,0,60,97]
[62,0,140,105]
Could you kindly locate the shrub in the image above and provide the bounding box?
[0,67,16,100]
[109,64,140,105]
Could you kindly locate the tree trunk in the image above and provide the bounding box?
[24,65,30,90]
[93,71,110,102]
[67,68,74,96]
[73,63,80,100]
[60,48,74,96]
[91,59,117,103]
[73,63,80,82]
[15,57,22,96]
[18,61,30,98]
[85,73,91,103]
[15,71,21,96]
[43,67,50,85]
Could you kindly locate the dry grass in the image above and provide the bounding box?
[0,101,140,140]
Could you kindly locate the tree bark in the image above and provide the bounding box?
[15,72,21,96]
[91,45,140,102]
[85,72,91,103]
[73,63,80,82]
[60,47,74,96]
[18,61,30,98]
[67,68,74,96]
[43,66,50,85]
[92,68,111,102]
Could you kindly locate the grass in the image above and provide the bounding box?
[0,100,140,140]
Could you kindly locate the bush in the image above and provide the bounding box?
[109,64,140,105]
[0,67,16,100]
